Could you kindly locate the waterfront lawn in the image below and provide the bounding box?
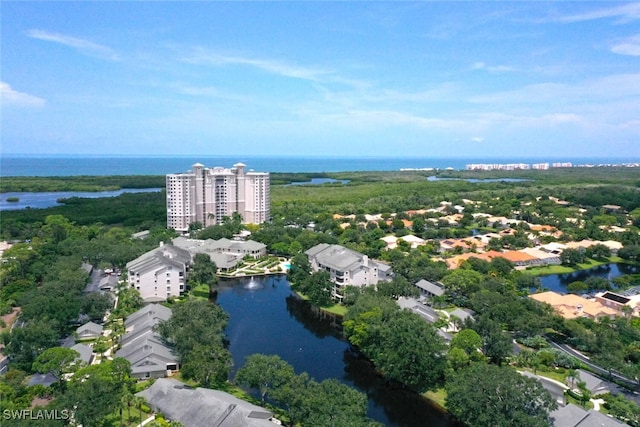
[523,257,622,277]
[190,283,211,300]
[292,290,348,316]
[424,388,447,409]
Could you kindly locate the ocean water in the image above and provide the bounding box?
[1,155,639,176]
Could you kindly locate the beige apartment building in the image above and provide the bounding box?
[166,162,270,232]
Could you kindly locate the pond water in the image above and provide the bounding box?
[0,188,162,211]
[538,263,640,293]
[214,275,454,427]
[287,178,350,186]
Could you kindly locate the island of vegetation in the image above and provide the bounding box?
[1,166,640,427]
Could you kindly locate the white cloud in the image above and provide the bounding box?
[181,48,368,90]
[471,62,516,73]
[469,73,640,105]
[471,137,484,143]
[183,49,328,81]
[611,34,640,56]
[557,3,640,23]
[0,82,46,107]
[27,29,120,61]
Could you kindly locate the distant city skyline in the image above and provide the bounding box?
[2,2,639,157]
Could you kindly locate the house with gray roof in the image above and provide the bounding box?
[173,237,267,271]
[414,279,445,299]
[116,305,178,380]
[126,242,191,302]
[550,403,625,427]
[76,321,103,340]
[570,370,609,396]
[137,378,278,427]
[305,243,393,301]
[70,343,94,365]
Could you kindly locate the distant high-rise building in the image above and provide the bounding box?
[166,162,270,232]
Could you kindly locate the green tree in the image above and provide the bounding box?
[4,318,59,371]
[58,358,132,427]
[235,354,295,403]
[32,347,81,383]
[181,343,232,387]
[560,248,586,266]
[189,253,219,287]
[446,363,557,427]
[156,299,231,386]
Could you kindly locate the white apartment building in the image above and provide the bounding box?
[126,242,191,303]
[166,162,270,232]
[305,244,393,301]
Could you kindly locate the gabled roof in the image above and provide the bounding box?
[28,373,57,387]
[137,378,275,427]
[415,280,444,296]
[70,343,93,364]
[117,336,177,368]
[126,244,191,275]
[575,369,608,394]
[305,244,372,273]
[76,321,103,336]
[449,308,474,322]
[551,403,588,427]
[125,304,172,328]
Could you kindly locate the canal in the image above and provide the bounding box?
[214,275,454,427]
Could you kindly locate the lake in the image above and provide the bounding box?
[0,188,162,211]
[214,275,454,427]
[538,263,640,293]
[287,178,350,186]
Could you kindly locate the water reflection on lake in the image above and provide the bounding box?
[214,275,454,427]
[287,178,350,186]
[538,263,640,293]
[0,188,161,211]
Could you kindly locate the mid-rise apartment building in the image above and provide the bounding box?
[166,162,270,232]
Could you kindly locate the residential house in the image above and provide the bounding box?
[305,244,392,301]
[137,378,278,427]
[116,304,178,380]
[126,242,191,303]
[519,247,562,265]
[570,370,610,396]
[550,404,626,427]
[76,321,103,340]
[70,343,94,365]
[595,291,639,316]
[529,291,618,321]
[414,279,445,300]
[495,250,539,268]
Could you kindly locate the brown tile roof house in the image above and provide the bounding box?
[529,291,618,321]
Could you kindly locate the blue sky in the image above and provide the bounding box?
[2,2,639,158]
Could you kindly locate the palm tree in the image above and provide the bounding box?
[132,395,146,426]
[567,369,580,389]
[120,391,135,426]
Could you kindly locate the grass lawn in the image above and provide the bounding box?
[321,304,348,316]
[523,367,568,384]
[424,388,447,409]
[523,257,619,277]
[190,283,211,300]
[101,406,152,427]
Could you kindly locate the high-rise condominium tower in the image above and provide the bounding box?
[166,162,270,232]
